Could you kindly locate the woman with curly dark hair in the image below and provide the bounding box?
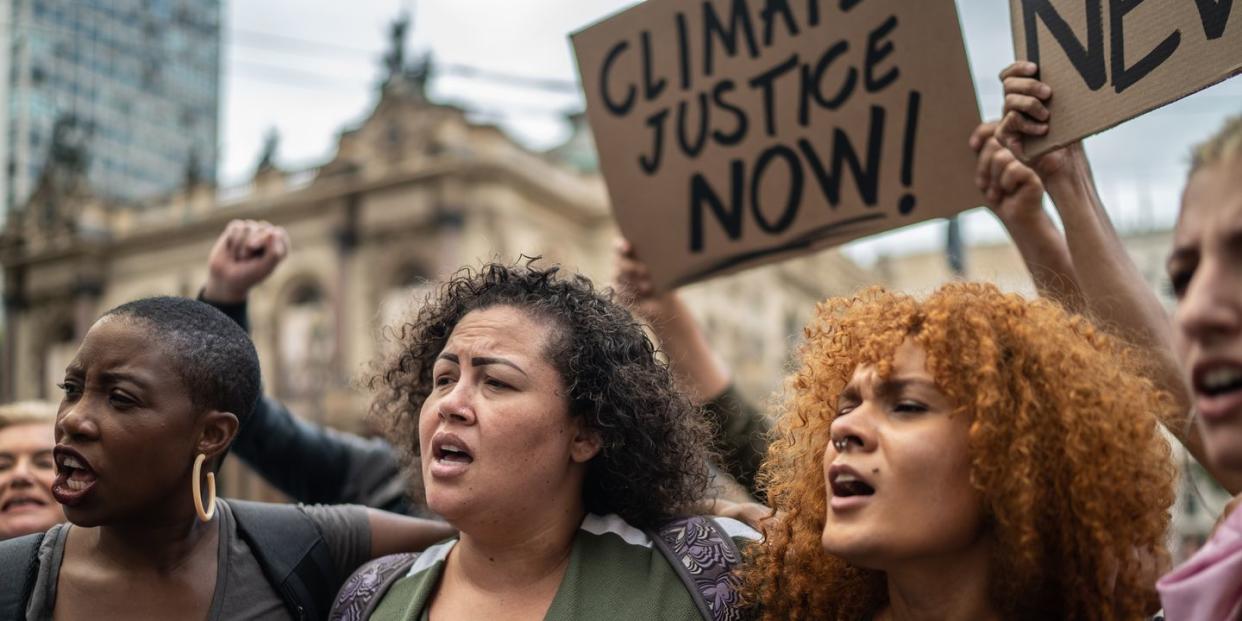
[330,261,759,621]
[742,283,1176,620]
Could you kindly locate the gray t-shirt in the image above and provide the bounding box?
[25,498,371,620]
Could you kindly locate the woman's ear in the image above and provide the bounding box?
[570,420,602,463]
[196,410,239,459]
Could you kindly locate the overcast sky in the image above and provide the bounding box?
[223,0,1242,262]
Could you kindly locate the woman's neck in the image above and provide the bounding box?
[876,541,999,621]
[80,504,218,574]
[447,498,586,594]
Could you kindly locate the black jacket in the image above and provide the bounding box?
[205,296,414,515]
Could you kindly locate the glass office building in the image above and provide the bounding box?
[0,0,220,215]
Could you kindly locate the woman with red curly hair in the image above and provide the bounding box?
[744,283,1176,620]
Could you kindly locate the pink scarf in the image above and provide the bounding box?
[1158,506,1242,620]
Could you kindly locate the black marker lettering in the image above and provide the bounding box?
[640,31,667,101]
[703,0,760,78]
[1110,0,1179,93]
[677,93,711,158]
[798,105,885,207]
[799,40,855,126]
[638,109,669,174]
[601,41,637,116]
[761,0,800,46]
[1194,0,1234,40]
[711,80,749,146]
[898,91,921,215]
[676,12,693,90]
[1020,0,1107,90]
[749,53,800,137]
[807,0,822,26]
[690,160,746,252]
[865,15,900,93]
[751,145,804,234]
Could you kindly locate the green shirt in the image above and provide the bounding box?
[371,514,758,621]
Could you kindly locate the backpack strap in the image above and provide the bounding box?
[230,500,339,621]
[329,553,420,621]
[0,532,46,621]
[650,516,747,621]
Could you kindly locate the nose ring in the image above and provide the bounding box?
[832,437,848,452]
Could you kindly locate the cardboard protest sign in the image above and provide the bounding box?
[572,0,982,289]
[1010,0,1242,158]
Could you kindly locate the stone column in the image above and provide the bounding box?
[1,270,24,403]
[332,195,360,379]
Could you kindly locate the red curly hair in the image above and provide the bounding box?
[743,282,1176,620]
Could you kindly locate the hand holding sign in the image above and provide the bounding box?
[1009,0,1241,158]
[971,122,1045,225]
[612,237,667,320]
[997,61,1078,180]
[996,61,1094,187]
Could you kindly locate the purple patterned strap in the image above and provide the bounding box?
[329,552,419,621]
[653,516,746,621]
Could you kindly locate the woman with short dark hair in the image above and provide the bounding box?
[0,297,454,620]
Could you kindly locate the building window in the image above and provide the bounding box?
[380,261,432,337]
[42,320,77,401]
[276,280,335,403]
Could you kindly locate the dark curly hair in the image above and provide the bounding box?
[371,260,713,529]
[743,283,1175,620]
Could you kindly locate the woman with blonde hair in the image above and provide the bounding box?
[744,283,1176,620]
[0,401,62,541]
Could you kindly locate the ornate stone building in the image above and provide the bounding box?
[0,46,872,498]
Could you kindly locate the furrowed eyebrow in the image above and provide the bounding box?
[875,378,937,399]
[434,353,527,376]
[471,357,528,376]
[97,370,153,390]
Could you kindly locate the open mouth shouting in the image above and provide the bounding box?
[429,432,474,479]
[1193,362,1242,422]
[52,446,99,506]
[828,464,876,512]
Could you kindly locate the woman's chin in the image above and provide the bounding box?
[821,532,882,568]
[0,509,63,538]
[1202,420,1242,475]
[61,505,106,528]
[424,489,475,524]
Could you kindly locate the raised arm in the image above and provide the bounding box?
[201,220,416,512]
[997,61,1242,494]
[970,121,1083,310]
[236,396,411,513]
[612,239,770,494]
[612,239,731,404]
[203,219,289,304]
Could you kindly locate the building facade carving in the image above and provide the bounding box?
[1,67,872,499]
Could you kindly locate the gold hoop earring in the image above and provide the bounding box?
[192,453,216,522]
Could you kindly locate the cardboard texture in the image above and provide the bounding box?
[1010,0,1242,158]
[572,0,982,289]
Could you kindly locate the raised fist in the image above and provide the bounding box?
[203,219,290,303]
